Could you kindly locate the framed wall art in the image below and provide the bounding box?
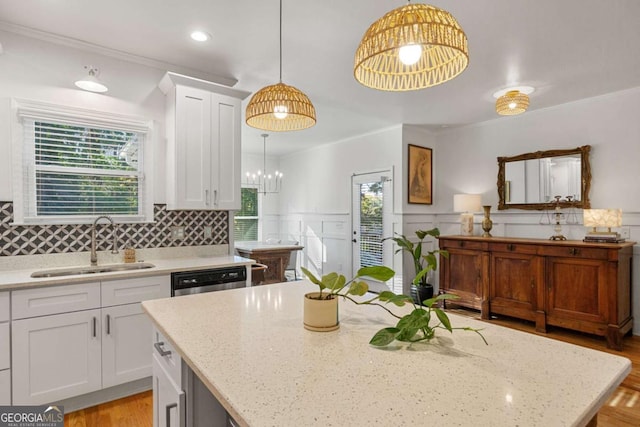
[408,144,432,204]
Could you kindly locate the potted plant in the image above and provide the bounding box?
[300,265,394,331]
[301,266,486,347]
[384,227,448,305]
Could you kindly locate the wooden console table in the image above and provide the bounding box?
[234,242,303,284]
[438,235,635,350]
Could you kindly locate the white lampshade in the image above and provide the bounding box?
[583,209,622,229]
[453,194,482,213]
[75,67,108,93]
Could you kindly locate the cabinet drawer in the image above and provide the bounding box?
[538,246,608,259]
[0,292,8,322]
[0,370,9,405]
[439,239,485,251]
[12,282,100,320]
[153,328,181,386]
[0,324,8,370]
[102,275,170,307]
[489,242,537,255]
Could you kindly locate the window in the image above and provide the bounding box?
[12,99,153,224]
[234,187,259,241]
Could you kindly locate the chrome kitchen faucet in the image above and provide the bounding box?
[90,215,119,266]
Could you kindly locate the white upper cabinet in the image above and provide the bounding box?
[160,72,250,211]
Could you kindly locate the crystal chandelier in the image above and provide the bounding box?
[243,134,283,194]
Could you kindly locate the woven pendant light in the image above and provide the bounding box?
[496,90,529,115]
[246,0,316,131]
[354,2,469,91]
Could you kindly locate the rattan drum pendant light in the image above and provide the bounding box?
[495,90,530,115]
[354,1,469,91]
[245,0,316,132]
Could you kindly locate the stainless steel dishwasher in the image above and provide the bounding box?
[171,266,247,296]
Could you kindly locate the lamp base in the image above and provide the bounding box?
[460,213,474,236]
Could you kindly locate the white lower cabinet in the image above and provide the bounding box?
[11,275,170,406]
[12,309,102,404]
[102,303,153,388]
[0,370,10,405]
[153,353,185,427]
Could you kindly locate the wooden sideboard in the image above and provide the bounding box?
[438,235,635,350]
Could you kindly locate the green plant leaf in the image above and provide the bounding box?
[322,272,346,292]
[415,241,422,260]
[435,293,460,301]
[369,328,400,346]
[301,266,321,286]
[422,252,437,269]
[356,266,395,282]
[347,280,369,296]
[377,291,411,306]
[434,308,453,332]
[395,326,420,342]
[415,229,428,240]
[413,268,430,285]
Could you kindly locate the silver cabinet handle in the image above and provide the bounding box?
[92,316,97,338]
[166,402,177,427]
[106,314,111,335]
[205,189,210,205]
[154,341,172,357]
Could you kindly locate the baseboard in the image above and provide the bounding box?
[55,377,151,413]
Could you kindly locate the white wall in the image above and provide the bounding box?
[277,126,404,279]
[0,30,167,203]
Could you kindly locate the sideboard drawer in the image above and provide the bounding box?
[439,239,486,251]
[488,242,537,255]
[538,246,609,260]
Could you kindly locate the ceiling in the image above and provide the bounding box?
[1,0,639,155]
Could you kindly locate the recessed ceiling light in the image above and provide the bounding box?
[190,31,210,42]
[492,86,535,99]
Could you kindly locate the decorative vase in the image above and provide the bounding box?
[303,292,339,332]
[482,205,493,237]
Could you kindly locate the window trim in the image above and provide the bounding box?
[11,98,154,225]
[234,185,262,242]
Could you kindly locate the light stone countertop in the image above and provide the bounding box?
[0,246,253,290]
[142,281,631,427]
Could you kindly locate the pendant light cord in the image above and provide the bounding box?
[279,0,283,83]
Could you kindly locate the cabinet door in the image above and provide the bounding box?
[441,248,487,311]
[153,354,185,427]
[12,310,102,404]
[102,303,153,388]
[490,253,542,321]
[174,85,212,209]
[0,370,10,405]
[210,92,242,210]
[546,257,609,333]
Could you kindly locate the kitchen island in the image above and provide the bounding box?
[142,281,631,427]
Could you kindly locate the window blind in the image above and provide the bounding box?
[25,119,144,218]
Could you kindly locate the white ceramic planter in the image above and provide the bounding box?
[303,292,339,332]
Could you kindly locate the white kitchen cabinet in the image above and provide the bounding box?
[0,292,8,322]
[0,370,10,405]
[12,309,102,404]
[11,275,170,405]
[102,303,153,388]
[160,72,249,211]
[153,353,185,427]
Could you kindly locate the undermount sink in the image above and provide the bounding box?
[30,262,156,278]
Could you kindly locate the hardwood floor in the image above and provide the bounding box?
[64,391,152,427]
[64,312,640,426]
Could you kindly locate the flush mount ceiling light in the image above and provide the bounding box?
[354,1,469,91]
[74,66,108,93]
[493,86,534,115]
[190,30,210,42]
[245,0,316,132]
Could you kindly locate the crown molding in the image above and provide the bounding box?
[0,20,238,87]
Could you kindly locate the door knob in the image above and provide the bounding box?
[352,239,357,243]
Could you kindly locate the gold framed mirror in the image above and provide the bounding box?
[497,145,591,210]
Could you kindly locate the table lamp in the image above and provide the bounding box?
[453,194,482,236]
[583,208,623,242]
